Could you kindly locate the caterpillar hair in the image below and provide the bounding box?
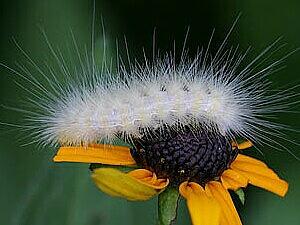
[1,21,299,156]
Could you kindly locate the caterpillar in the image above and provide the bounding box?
[42,50,267,146]
[1,25,297,152]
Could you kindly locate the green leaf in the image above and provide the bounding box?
[235,188,245,205]
[157,186,180,225]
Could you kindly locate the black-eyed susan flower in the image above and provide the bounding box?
[53,128,288,225]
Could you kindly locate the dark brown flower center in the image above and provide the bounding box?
[130,128,238,185]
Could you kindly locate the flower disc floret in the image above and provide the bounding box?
[131,128,238,185]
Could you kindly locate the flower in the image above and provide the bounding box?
[53,135,288,225]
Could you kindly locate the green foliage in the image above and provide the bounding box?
[158,187,180,225]
[235,188,245,205]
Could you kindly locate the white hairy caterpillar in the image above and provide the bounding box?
[42,50,271,146]
[1,23,298,154]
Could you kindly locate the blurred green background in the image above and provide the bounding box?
[0,0,299,225]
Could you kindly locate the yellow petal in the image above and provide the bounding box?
[231,154,268,168]
[206,181,242,225]
[128,169,170,189]
[91,168,168,201]
[232,140,253,150]
[53,144,136,166]
[221,169,248,191]
[179,182,220,225]
[231,154,288,197]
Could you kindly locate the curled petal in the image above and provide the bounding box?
[128,169,169,189]
[91,168,168,201]
[206,181,242,225]
[231,154,288,197]
[53,144,136,166]
[179,182,220,225]
[221,169,248,191]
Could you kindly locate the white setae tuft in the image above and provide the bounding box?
[7,33,295,149]
[23,39,292,147]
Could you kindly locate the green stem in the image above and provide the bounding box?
[157,186,180,225]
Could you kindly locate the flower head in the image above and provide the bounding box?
[53,127,288,225]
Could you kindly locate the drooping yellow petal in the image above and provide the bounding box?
[53,144,136,166]
[179,182,220,225]
[232,140,253,150]
[230,154,288,197]
[91,168,169,201]
[221,169,248,191]
[206,181,242,225]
